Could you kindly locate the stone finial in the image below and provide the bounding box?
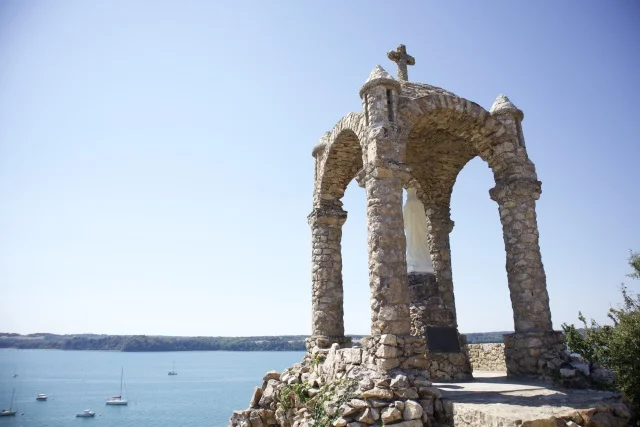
[312,131,331,158]
[359,65,401,99]
[387,44,415,81]
[490,94,524,120]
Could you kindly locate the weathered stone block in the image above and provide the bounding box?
[263,371,280,382]
[250,386,262,408]
[402,400,423,420]
[349,399,368,410]
[360,387,394,400]
[375,357,400,371]
[342,348,362,365]
[379,334,397,346]
[381,406,402,424]
[375,345,400,359]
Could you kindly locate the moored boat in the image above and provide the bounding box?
[36,393,48,401]
[75,409,95,418]
[168,361,177,376]
[0,388,16,416]
[105,367,128,405]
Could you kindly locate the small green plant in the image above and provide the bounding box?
[310,378,358,427]
[278,382,310,412]
[311,353,326,370]
[562,251,640,406]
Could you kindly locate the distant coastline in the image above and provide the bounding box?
[0,332,509,352]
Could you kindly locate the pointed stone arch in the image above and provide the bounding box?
[312,112,367,211]
[308,112,366,347]
[397,92,559,378]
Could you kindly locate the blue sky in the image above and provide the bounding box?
[1,1,638,336]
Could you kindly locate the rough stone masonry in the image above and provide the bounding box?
[309,43,563,380]
[228,45,635,427]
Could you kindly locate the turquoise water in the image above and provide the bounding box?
[0,349,304,427]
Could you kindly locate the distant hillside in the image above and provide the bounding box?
[0,333,309,352]
[464,331,511,344]
[0,331,508,352]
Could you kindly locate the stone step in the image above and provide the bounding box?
[435,372,633,426]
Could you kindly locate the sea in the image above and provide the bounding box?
[0,349,305,427]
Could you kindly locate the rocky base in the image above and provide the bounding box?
[407,273,472,382]
[504,331,618,389]
[229,334,632,426]
[426,352,472,382]
[229,362,635,427]
[505,330,566,378]
[229,352,450,427]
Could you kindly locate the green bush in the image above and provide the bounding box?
[562,251,640,406]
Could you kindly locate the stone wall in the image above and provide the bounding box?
[408,273,473,381]
[466,344,506,372]
[229,339,453,427]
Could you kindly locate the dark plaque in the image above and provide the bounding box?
[426,326,461,353]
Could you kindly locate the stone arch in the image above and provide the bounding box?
[398,93,554,378]
[399,94,539,201]
[308,112,367,346]
[312,113,367,210]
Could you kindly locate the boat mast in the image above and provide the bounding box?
[120,367,123,397]
[9,388,14,411]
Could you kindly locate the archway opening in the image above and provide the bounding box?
[402,103,514,343]
[450,157,512,338]
[340,179,370,337]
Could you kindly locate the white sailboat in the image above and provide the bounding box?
[105,367,128,405]
[0,388,16,417]
[168,361,177,376]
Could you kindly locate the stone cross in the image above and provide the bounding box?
[387,44,415,81]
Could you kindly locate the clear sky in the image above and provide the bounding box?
[1,1,639,337]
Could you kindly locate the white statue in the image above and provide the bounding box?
[403,188,434,273]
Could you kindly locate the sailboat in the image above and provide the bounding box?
[0,388,16,416]
[168,361,177,376]
[105,368,128,405]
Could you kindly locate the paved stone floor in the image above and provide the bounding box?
[435,371,630,426]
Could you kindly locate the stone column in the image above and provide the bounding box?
[410,203,472,380]
[307,206,351,349]
[489,179,564,377]
[423,204,457,328]
[489,179,551,332]
[359,162,412,336]
[355,65,428,372]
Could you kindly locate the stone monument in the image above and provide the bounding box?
[226,45,630,427]
[308,43,565,381]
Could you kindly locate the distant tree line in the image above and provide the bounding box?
[0,331,507,352]
[0,333,309,352]
[464,331,511,344]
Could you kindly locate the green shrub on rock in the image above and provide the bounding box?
[562,251,640,406]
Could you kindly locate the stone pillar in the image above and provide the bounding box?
[359,162,412,336]
[307,206,351,349]
[354,65,429,372]
[423,204,457,328]
[490,179,552,332]
[358,65,412,337]
[489,179,563,377]
[407,204,472,380]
